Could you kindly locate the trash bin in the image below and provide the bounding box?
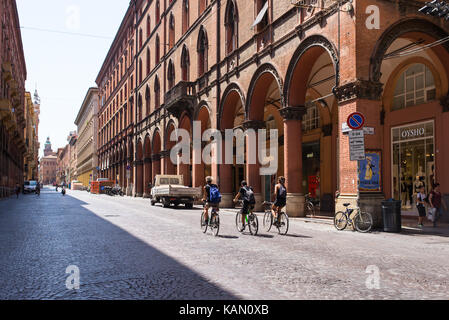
[382,199,402,232]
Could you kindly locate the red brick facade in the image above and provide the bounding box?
[96,0,449,221]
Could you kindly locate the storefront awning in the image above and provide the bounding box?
[251,1,269,29]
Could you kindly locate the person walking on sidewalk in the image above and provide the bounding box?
[429,183,447,228]
[15,183,21,199]
[416,186,427,228]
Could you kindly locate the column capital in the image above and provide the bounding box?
[280,106,306,121]
[333,79,383,103]
[134,160,143,166]
[243,120,265,130]
[160,150,170,158]
[144,157,152,164]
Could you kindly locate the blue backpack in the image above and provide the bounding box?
[209,185,222,204]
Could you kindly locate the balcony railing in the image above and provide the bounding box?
[164,81,196,117]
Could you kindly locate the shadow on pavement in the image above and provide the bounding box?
[0,187,237,300]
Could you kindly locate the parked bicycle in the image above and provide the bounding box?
[262,201,289,235]
[201,203,220,237]
[235,200,259,236]
[334,203,373,233]
[304,193,317,216]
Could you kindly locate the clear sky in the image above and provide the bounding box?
[16,0,130,157]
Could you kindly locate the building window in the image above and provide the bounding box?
[145,86,151,116]
[156,0,161,24]
[169,14,175,50]
[182,0,189,34]
[146,48,151,76]
[139,28,143,49]
[199,0,207,15]
[155,77,161,109]
[302,104,320,132]
[138,94,143,122]
[147,16,151,39]
[393,63,436,111]
[225,0,238,55]
[254,0,269,32]
[138,59,143,84]
[197,28,208,77]
[181,45,190,81]
[155,35,160,65]
[168,60,175,90]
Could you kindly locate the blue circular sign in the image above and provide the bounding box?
[347,112,365,130]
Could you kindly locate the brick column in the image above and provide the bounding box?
[135,160,143,197]
[192,145,205,188]
[243,120,265,211]
[334,80,384,227]
[280,106,306,217]
[177,151,191,187]
[143,157,152,197]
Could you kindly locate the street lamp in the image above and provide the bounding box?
[419,0,449,20]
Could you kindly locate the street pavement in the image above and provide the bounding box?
[1,186,449,300]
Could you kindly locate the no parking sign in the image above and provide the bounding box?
[347,112,365,130]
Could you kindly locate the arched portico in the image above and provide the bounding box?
[143,134,152,197]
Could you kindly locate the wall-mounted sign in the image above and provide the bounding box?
[349,130,365,161]
[358,151,382,192]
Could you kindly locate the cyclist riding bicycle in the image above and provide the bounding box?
[202,176,221,225]
[272,176,287,226]
[233,180,256,232]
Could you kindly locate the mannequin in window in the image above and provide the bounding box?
[414,175,424,195]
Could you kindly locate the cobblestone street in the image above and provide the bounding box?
[1,186,449,300]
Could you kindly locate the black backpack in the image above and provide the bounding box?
[243,186,256,204]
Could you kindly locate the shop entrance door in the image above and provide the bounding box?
[392,121,434,216]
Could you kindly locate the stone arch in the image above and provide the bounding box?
[152,128,162,180]
[143,133,152,196]
[246,63,284,120]
[218,82,246,130]
[283,34,338,107]
[165,120,177,175]
[370,18,449,84]
[136,138,144,197]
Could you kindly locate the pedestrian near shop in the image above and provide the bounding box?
[429,183,447,228]
[416,186,427,228]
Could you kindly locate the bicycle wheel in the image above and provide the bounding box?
[236,211,245,233]
[334,211,348,231]
[354,211,373,233]
[200,212,208,233]
[210,213,220,237]
[277,212,289,235]
[263,210,273,232]
[248,213,259,236]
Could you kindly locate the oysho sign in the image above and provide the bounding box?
[400,127,425,139]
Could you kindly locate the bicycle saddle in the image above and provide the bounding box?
[343,203,351,207]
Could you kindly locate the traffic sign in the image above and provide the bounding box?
[349,130,366,161]
[347,112,365,130]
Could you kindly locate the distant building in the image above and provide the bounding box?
[39,138,57,185]
[75,88,99,187]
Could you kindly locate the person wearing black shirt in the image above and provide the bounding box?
[233,181,255,232]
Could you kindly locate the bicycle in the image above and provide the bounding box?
[304,193,316,216]
[201,203,220,237]
[262,202,289,235]
[235,200,259,236]
[334,203,373,233]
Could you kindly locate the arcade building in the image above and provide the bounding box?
[95,0,449,224]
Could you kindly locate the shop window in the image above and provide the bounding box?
[393,63,436,111]
[225,0,238,55]
[182,0,189,34]
[302,104,320,132]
